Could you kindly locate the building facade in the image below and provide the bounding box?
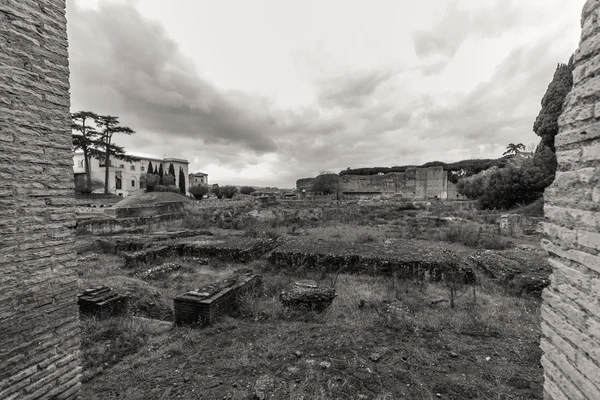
[189,172,209,187]
[74,152,189,197]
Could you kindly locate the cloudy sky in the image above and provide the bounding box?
[67,0,585,188]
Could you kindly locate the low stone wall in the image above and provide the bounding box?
[188,198,253,209]
[121,237,281,267]
[267,239,475,283]
[500,214,543,237]
[106,201,188,219]
[77,213,186,235]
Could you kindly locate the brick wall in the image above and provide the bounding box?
[339,171,416,195]
[0,1,81,399]
[540,1,600,398]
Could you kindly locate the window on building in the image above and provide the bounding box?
[141,166,145,172]
[77,160,84,168]
[116,176,122,190]
[119,164,124,169]
[131,165,135,171]
[131,179,135,188]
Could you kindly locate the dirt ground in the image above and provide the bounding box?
[77,200,548,400]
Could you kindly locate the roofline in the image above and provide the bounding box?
[73,151,189,164]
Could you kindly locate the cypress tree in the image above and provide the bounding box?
[158,164,164,185]
[533,56,574,152]
[168,163,176,177]
[147,161,154,174]
[179,167,186,194]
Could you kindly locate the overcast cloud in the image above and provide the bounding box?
[67,0,585,187]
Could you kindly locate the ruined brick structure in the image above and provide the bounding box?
[540,1,600,398]
[298,166,461,199]
[0,1,81,399]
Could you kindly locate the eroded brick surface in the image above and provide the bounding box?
[0,1,80,398]
[542,1,600,398]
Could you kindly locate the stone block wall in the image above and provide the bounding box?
[540,1,600,398]
[0,1,81,399]
[339,171,416,195]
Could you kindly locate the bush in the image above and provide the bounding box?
[312,174,340,195]
[145,174,160,192]
[163,175,175,186]
[189,184,209,200]
[75,178,104,194]
[457,143,556,210]
[153,185,180,193]
[212,185,224,199]
[240,186,256,195]
[221,185,238,199]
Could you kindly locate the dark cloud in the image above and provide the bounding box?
[317,69,394,108]
[67,0,278,153]
[413,1,522,63]
[420,34,569,148]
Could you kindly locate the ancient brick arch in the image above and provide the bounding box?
[0,1,81,399]
[540,1,600,398]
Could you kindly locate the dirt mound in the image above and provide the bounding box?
[113,192,191,208]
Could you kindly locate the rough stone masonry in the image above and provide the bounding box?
[541,1,600,398]
[0,1,81,399]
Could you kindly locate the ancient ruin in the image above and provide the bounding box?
[540,1,600,398]
[0,0,81,398]
[299,166,461,199]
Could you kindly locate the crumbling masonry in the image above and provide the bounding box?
[541,1,600,398]
[0,1,81,399]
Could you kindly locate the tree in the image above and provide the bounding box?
[158,164,164,185]
[96,115,136,193]
[163,175,175,186]
[179,167,186,194]
[221,185,238,199]
[503,143,525,156]
[533,57,574,152]
[147,161,154,175]
[189,184,209,199]
[168,163,175,178]
[312,174,340,195]
[71,111,101,192]
[212,185,224,199]
[240,186,256,195]
[145,174,160,192]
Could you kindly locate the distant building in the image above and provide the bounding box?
[73,152,189,197]
[189,172,209,187]
[297,166,464,200]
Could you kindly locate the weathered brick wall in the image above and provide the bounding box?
[0,1,81,399]
[540,1,600,398]
[339,171,416,195]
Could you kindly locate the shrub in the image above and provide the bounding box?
[145,174,160,192]
[312,174,340,195]
[163,175,175,186]
[240,186,256,195]
[189,184,209,200]
[75,178,104,194]
[165,185,180,193]
[212,185,224,199]
[221,185,238,199]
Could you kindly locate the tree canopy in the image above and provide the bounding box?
[533,58,574,152]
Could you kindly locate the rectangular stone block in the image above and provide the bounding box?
[174,271,262,326]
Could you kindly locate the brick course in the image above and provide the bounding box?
[0,0,81,399]
[541,1,600,398]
